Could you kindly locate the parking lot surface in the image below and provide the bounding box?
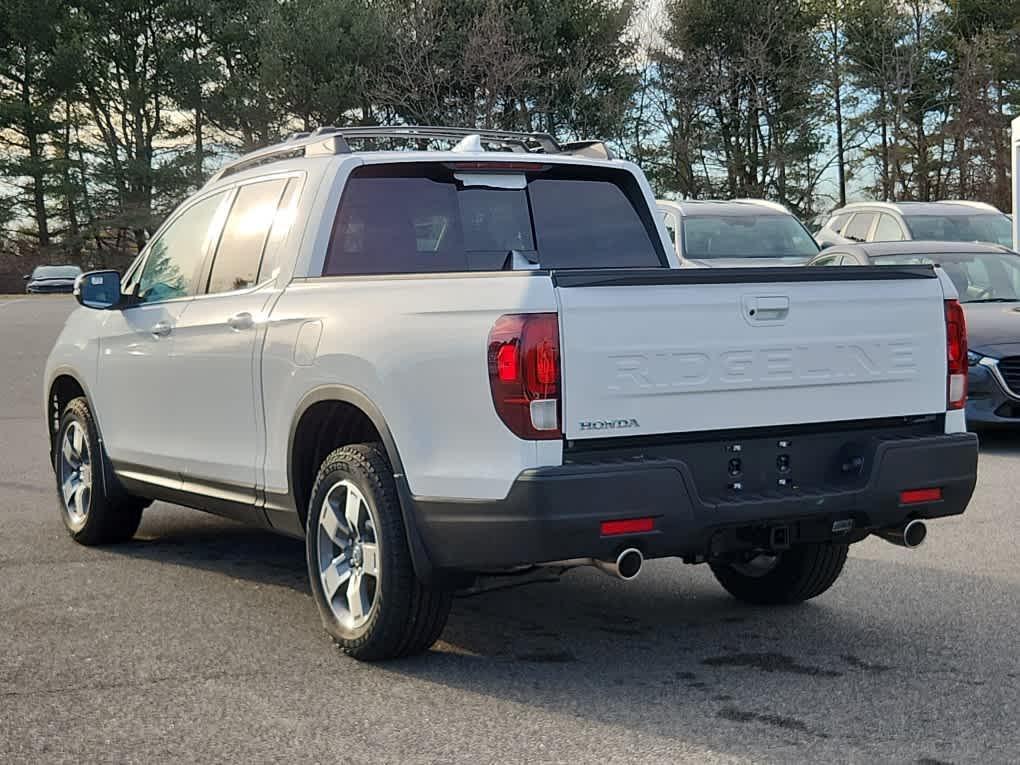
[2,296,1018,763]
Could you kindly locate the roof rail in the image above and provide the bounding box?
[936,199,1001,212]
[206,125,612,185]
[327,125,563,153]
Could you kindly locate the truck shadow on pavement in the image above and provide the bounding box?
[110,512,1016,760]
[119,512,311,594]
[386,558,1015,760]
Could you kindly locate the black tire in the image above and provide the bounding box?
[54,397,145,545]
[710,542,849,605]
[305,443,452,661]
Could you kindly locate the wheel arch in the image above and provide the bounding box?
[46,368,95,460]
[288,385,435,582]
[45,367,125,501]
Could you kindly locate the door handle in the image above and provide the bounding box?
[742,295,790,324]
[151,320,173,338]
[753,296,789,320]
[227,312,254,331]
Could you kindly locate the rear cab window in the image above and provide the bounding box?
[323,163,665,276]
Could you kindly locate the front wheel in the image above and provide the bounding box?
[709,542,849,605]
[306,443,452,661]
[55,397,145,545]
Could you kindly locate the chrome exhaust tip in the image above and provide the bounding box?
[874,519,927,549]
[594,547,644,581]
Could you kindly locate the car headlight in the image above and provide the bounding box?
[968,350,984,366]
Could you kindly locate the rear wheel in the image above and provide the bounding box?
[709,542,849,605]
[306,443,452,661]
[55,397,145,545]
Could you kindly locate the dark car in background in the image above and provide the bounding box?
[815,201,1012,249]
[808,240,1020,427]
[24,265,82,294]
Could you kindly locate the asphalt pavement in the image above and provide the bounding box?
[2,296,1018,763]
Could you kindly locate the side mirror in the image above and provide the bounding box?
[23,274,31,280]
[74,270,122,310]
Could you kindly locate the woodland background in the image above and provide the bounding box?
[1,0,1017,282]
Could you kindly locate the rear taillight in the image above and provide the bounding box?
[487,313,561,440]
[945,299,967,411]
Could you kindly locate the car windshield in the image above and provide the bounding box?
[874,250,1020,303]
[903,213,1012,247]
[682,215,819,259]
[32,266,82,279]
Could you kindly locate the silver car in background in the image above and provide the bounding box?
[656,199,820,267]
[815,201,1011,249]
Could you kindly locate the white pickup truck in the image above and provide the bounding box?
[46,126,978,661]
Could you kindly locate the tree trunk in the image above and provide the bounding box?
[60,100,82,263]
[194,101,204,185]
[832,22,846,208]
[993,78,1010,210]
[22,54,51,249]
[879,89,890,201]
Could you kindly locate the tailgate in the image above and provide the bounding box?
[554,267,947,440]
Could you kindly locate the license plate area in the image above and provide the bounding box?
[564,416,942,503]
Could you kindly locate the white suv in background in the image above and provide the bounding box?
[816,201,1013,249]
[656,199,820,266]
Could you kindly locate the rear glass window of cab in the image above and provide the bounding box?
[323,163,666,275]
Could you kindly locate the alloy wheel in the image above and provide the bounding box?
[316,480,380,630]
[58,421,92,526]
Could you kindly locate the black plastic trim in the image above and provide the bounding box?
[287,384,436,581]
[565,414,942,453]
[409,432,977,571]
[112,462,266,526]
[551,264,937,288]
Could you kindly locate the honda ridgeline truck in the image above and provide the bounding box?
[45,127,978,660]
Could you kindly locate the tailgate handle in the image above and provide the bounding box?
[747,296,790,322]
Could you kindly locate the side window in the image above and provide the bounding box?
[872,214,904,242]
[206,178,289,294]
[843,213,875,242]
[258,177,303,283]
[121,252,145,295]
[828,213,850,234]
[135,192,227,304]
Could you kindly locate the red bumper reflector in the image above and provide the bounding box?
[600,517,655,536]
[900,488,942,505]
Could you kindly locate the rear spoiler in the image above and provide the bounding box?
[550,265,937,288]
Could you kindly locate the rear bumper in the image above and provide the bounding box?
[410,433,978,571]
